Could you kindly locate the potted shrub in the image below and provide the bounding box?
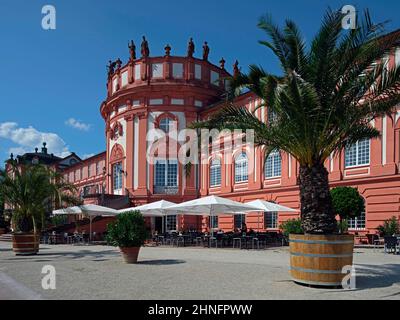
[377,217,400,236]
[192,9,400,287]
[106,211,148,264]
[331,187,365,234]
[0,162,78,255]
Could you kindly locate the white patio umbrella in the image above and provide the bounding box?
[52,204,119,242]
[246,199,298,231]
[118,200,178,233]
[165,195,262,237]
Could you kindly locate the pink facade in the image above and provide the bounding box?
[13,40,399,236]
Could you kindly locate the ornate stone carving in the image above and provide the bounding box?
[202,41,210,61]
[187,38,195,58]
[128,40,136,60]
[141,36,150,58]
[233,60,240,77]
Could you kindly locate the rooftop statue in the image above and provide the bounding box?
[115,58,122,70]
[219,57,225,69]
[164,44,171,57]
[202,41,209,61]
[128,40,136,60]
[107,60,117,77]
[187,37,195,58]
[141,36,150,58]
[233,60,240,77]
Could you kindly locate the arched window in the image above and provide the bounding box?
[265,150,281,178]
[210,158,221,187]
[235,152,248,183]
[159,117,174,133]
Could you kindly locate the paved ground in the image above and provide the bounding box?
[0,242,399,300]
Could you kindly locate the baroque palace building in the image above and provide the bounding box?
[7,36,400,236]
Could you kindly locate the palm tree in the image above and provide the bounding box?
[192,9,400,234]
[0,162,80,234]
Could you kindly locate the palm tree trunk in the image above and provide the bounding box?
[298,163,337,234]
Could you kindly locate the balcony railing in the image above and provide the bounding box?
[153,186,179,195]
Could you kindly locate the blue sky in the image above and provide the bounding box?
[0,0,399,166]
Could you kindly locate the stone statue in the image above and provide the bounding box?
[107,60,117,77]
[128,40,136,60]
[219,57,225,69]
[141,36,150,58]
[115,58,122,70]
[233,60,240,77]
[164,44,171,57]
[187,37,195,58]
[202,41,210,61]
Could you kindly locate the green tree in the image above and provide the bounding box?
[377,216,400,236]
[192,9,400,234]
[331,187,365,233]
[0,163,80,234]
[106,211,148,248]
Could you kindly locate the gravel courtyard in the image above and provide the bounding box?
[1,242,399,300]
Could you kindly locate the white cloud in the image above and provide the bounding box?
[65,118,91,131]
[0,122,70,158]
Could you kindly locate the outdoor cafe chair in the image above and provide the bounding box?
[384,236,399,254]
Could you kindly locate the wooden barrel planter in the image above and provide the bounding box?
[289,234,354,287]
[12,233,40,255]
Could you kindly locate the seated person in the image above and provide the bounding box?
[241,223,248,234]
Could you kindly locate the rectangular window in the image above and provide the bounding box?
[112,78,118,93]
[121,71,128,87]
[134,65,141,80]
[172,63,183,78]
[113,162,123,192]
[396,47,400,67]
[194,100,203,107]
[210,71,219,86]
[210,160,221,187]
[348,211,366,230]
[149,98,163,105]
[166,215,177,232]
[210,216,218,229]
[264,212,278,229]
[88,165,91,178]
[345,139,370,167]
[195,64,202,80]
[96,162,100,176]
[154,159,178,193]
[171,98,184,105]
[234,214,246,229]
[152,63,163,78]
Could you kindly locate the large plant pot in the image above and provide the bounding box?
[12,233,40,256]
[119,247,141,264]
[289,234,354,287]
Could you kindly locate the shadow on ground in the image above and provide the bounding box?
[355,263,400,291]
[137,259,186,265]
[4,249,120,262]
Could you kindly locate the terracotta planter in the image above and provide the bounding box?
[289,234,354,287]
[119,247,141,264]
[12,233,40,256]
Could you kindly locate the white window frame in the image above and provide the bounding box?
[345,139,370,168]
[154,159,178,187]
[234,152,248,183]
[209,158,221,187]
[264,211,278,229]
[348,211,366,230]
[112,162,123,195]
[172,63,184,79]
[265,150,282,179]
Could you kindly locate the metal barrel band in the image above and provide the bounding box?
[290,266,344,274]
[289,239,354,244]
[290,251,353,258]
